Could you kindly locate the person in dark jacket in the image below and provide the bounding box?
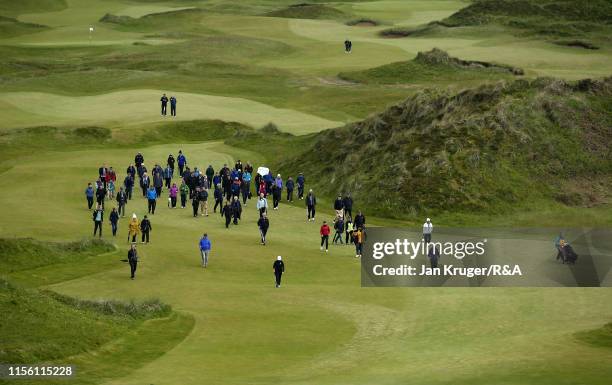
[163,164,173,189]
[126,163,136,180]
[140,215,152,243]
[231,196,242,225]
[333,216,344,244]
[344,39,352,53]
[116,187,127,217]
[123,174,134,200]
[153,168,163,197]
[160,93,168,116]
[258,213,270,245]
[241,177,250,205]
[205,165,215,189]
[296,173,305,199]
[85,183,94,209]
[221,200,233,228]
[170,96,177,117]
[98,165,108,188]
[135,153,144,176]
[334,195,344,219]
[177,150,187,176]
[198,187,209,216]
[428,245,440,269]
[286,177,294,202]
[273,255,284,288]
[167,153,175,173]
[354,211,366,230]
[272,183,281,210]
[140,172,150,197]
[128,244,138,280]
[92,204,104,237]
[213,184,223,213]
[343,193,353,219]
[96,185,106,209]
[192,188,200,217]
[110,207,119,236]
[306,189,316,221]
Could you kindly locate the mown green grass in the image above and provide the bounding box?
[0,0,611,384]
[0,135,610,385]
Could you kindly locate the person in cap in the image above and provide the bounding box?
[423,217,433,243]
[160,93,168,116]
[199,233,212,268]
[273,255,285,288]
[128,213,139,243]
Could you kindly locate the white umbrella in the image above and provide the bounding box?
[257,166,269,176]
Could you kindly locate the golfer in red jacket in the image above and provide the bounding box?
[320,221,331,252]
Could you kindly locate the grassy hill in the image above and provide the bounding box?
[380,0,612,46]
[0,15,47,38]
[339,48,522,85]
[263,3,348,20]
[0,0,66,17]
[276,77,612,218]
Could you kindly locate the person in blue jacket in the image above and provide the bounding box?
[147,186,157,214]
[177,150,187,176]
[296,173,305,200]
[85,183,94,209]
[199,233,211,268]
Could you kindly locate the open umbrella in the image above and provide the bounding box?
[257,166,269,176]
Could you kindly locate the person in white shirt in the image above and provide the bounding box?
[423,218,433,243]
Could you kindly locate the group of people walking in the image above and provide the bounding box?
[86,149,369,283]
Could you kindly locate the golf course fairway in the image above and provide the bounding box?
[1,0,611,384]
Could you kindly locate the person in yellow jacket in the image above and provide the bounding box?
[353,227,364,258]
[128,213,140,243]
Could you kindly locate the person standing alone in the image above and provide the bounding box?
[160,93,168,116]
[170,95,177,117]
[423,218,433,244]
[273,255,284,288]
[199,233,211,268]
[128,244,138,280]
[320,221,330,252]
[306,189,316,221]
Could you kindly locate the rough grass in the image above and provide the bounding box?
[553,39,600,50]
[575,322,612,348]
[0,15,47,37]
[0,0,66,17]
[275,77,612,218]
[264,3,348,20]
[345,17,379,26]
[0,238,115,273]
[0,277,172,363]
[440,0,612,38]
[339,48,521,84]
